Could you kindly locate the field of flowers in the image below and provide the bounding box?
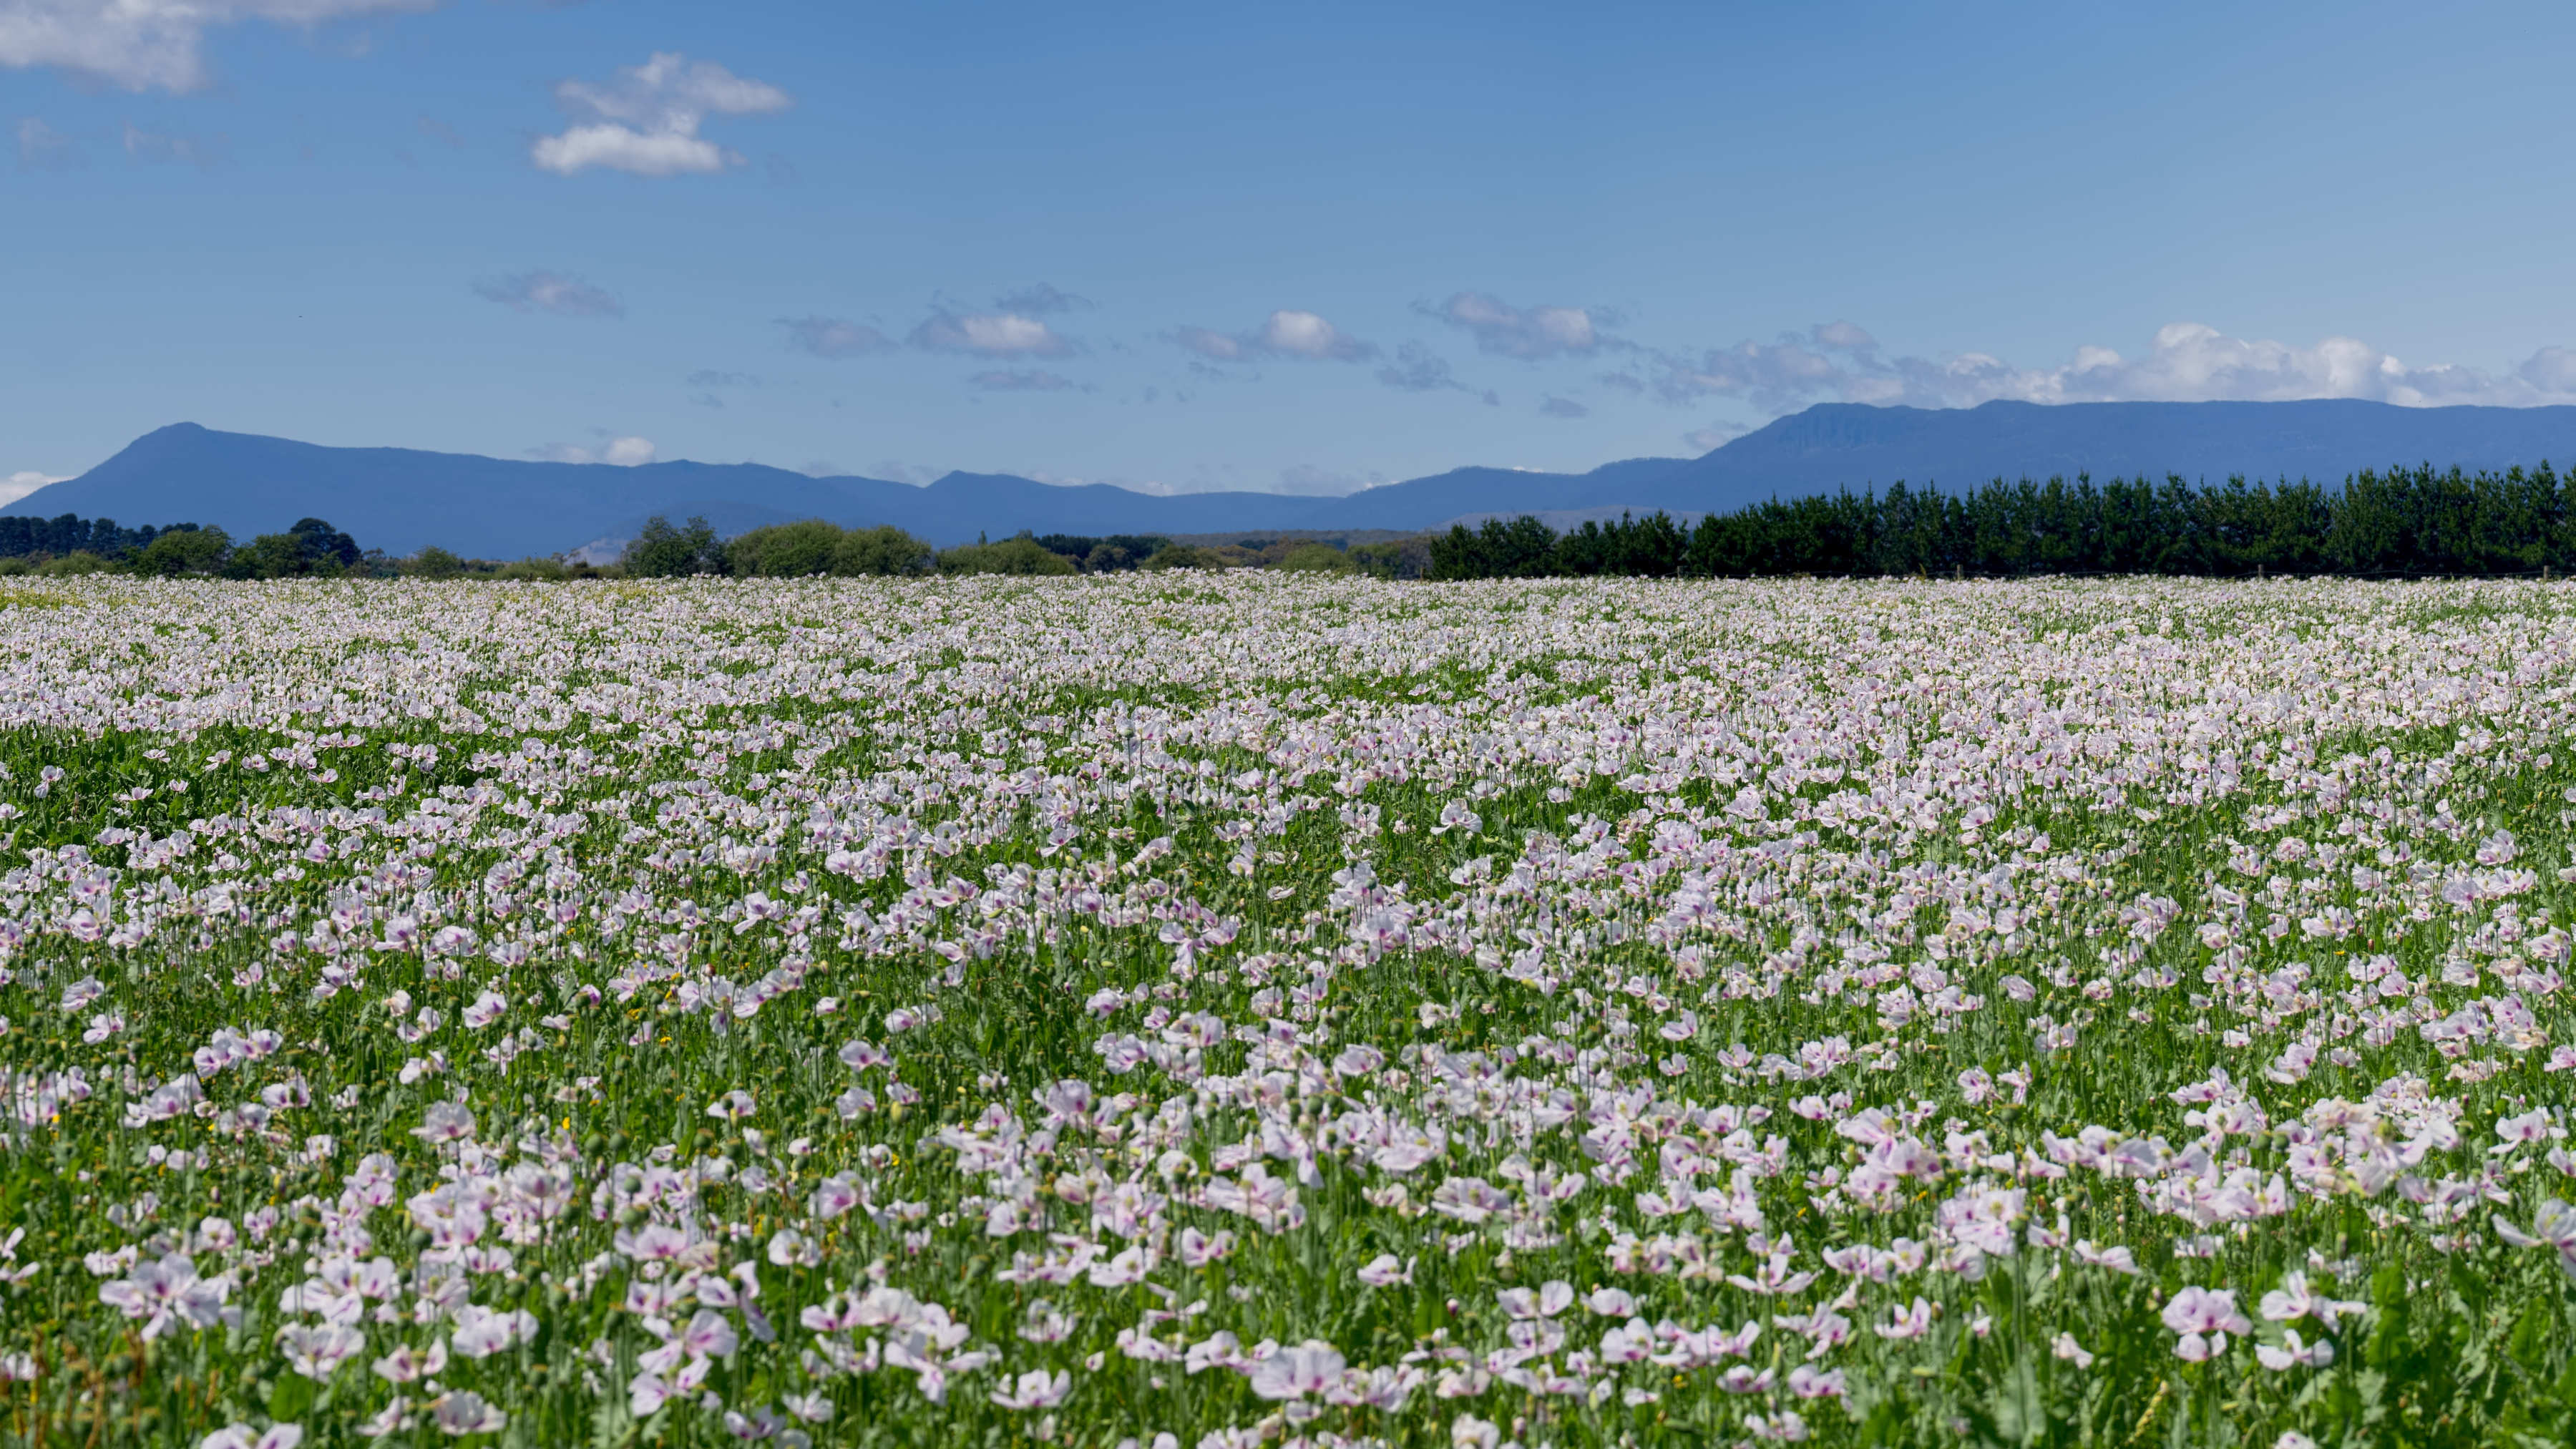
[0,573,2570,1449]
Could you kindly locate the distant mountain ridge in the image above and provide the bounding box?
[16,399,2576,558]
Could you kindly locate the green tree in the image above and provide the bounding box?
[1140,544,1221,571]
[132,526,231,577]
[1272,542,1355,573]
[288,518,361,569]
[829,525,936,577]
[405,546,469,579]
[34,550,114,576]
[937,535,1078,575]
[622,515,726,577]
[728,519,845,577]
[226,533,309,579]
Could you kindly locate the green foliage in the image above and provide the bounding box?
[0,512,203,560]
[31,549,115,575]
[403,545,469,578]
[1426,514,1561,579]
[1141,543,1224,571]
[831,524,937,577]
[1272,542,1357,573]
[492,555,595,580]
[223,517,361,579]
[728,519,847,577]
[1030,533,1169,572]
[1347,540,1426,579]
[1424,463,2576,580]
[620,514,728,577]
[131,525,232,577]
[937,533,1078,575]
[727,520,937,577]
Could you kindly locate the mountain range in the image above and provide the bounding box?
[16,398,2576,558]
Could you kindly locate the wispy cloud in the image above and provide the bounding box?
[0,471,66,506]
[777,316,894,358]
[1422,291,1619,360]
[1538,395,1589,419]
[120,121,222,166]
[912,310,1075,359]
[1682,421,1749,452]
[1655,321,2576,412]
[527,435,656,465]
[14,115,77,169]
[531,52,789,177]
[869,460,945,487]
[0,0,431,92]
[969,369,1083,392]
[1169,309,1377,364]
[473,270,624,318]
[1374,341,1498,404]
[1274,463,1384,497]
[991,283,1090,316]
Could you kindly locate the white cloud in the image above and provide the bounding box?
[991,283,1088,316]
[527,436,656,466]
[15,115,75,168]
[1171,309,1376,364]
[0,471,66,505]
[1257,309,1374,361]
[473,270,623,318]
[120,121,221,165]
[0,0,430,92]
[531,52,789,177]
[1538,395,1589,419]
[778,316,893,358]
[1657,321,2576,413]
[1170,327,1246,363]
[2518,347,2576,394]
[1273,463,1384,497]
[867,460,943,487]
[1423,291,1616,360]
[968,369,1081,392]
[912,310,1075,358]
[1373,341,1498,405]
[1682,422,1749,453]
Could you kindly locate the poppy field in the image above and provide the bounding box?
[0,574,2570,1449]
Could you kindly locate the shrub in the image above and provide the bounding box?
[937,536,1078,576]
[830,525,936,577]
[132,526,232,577]
[622,515,727,577]
[1273,542,1355,574]
[34,550,114,576]
[493,556,574,581]
[728,520,845,577]
[1141,544,1222,572]
[1348,539,1428,580]
[404,546,470,579]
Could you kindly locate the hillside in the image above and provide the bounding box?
[16,399,2576,557]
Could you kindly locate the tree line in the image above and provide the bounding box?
[36,462,2576,585]
[628,517,1209,577]
[1426,464,2576,580]
[0,515,371,579]
[0,514,201,561]
[626,517,1445,578]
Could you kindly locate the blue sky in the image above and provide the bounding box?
[7,0,2576,502]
